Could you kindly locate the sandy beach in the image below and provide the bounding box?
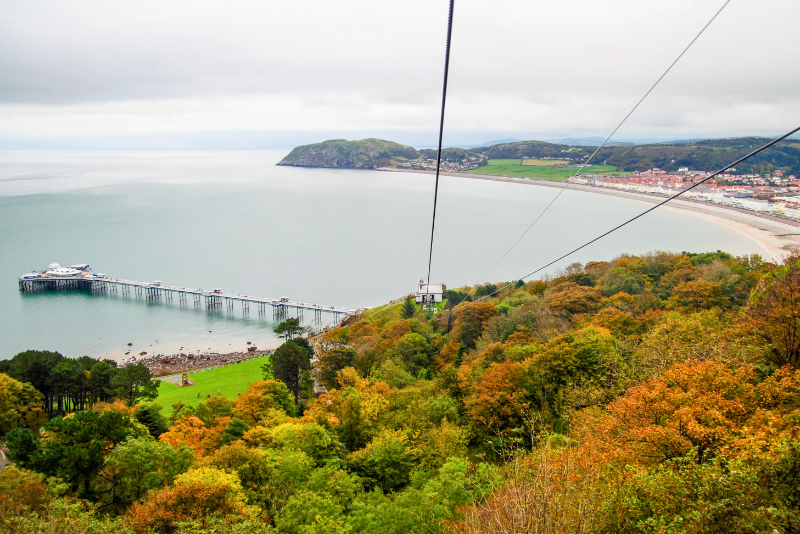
[381,167,800,262]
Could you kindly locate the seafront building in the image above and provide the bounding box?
[569,168,800,222]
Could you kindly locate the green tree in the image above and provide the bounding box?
[220,418,250,445]
[393,333,434,374]
[272,342,311,404]
[276,490,347,534]
[601,266,647,296]
[315,348,356,390]
[89,360,118,404]
[96,436,194,513]
[134,403,169,439]
[112,363,159,407]
[291,336,314,357]
[31,410,144,499]
[338,387,366,451]
[346,430,417,492]
[402,297,416,319]
[5,427,40,467]
[3,350,63,415]
[275,318,303,341]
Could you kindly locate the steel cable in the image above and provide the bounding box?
[451,0,730,306]
[447,126,800,313]
[427,0,455,285]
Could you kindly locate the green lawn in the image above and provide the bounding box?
[466,159,624,181]
[155,355,270,415]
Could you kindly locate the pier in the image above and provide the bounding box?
[19,264,360,329]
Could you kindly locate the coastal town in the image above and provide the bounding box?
[570,167,800,221]
[396,153,488,172]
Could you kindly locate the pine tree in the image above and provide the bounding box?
[402,297,416,319]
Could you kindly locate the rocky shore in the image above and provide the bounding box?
[123,349,271,377]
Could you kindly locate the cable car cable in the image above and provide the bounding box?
[448,125,800,312]
[450,0,730,306]
[427,0,455,285]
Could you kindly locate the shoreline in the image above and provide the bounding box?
[129,349,274,378]
[379,167,800,261]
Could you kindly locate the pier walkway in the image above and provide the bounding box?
[19,274,359,328]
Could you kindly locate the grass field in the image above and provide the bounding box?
[155,355,270,415]
[466,159,624,181]
[521,158,570,166]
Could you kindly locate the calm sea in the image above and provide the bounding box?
[0,150,762,360]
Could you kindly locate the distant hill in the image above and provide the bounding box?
[278,137,800,176]
[277,138,418,169]
[477,137,523,147]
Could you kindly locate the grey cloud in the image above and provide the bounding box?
[0,0,798,138]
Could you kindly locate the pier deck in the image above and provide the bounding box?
[19,273,359,328]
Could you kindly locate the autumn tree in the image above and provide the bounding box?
[581,360,763,465]
[666,280,729,310]
[0,373,44,432]
[452,302,498,350]
[232,380,295,425]
[465,361,530,436]
[0,467,50,529]
[544,282,602,315]
[125,481,250,533]
[743,255,800,368]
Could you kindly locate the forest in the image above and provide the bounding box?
[3,249,800,533]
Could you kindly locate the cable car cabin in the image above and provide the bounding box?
[415,280,444,305]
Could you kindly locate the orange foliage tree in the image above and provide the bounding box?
[577,359,800,465]
[126,482,249,533]
[159,415,230,457]
[232,380,295,426]
[452,302,498,349]
[666,280,729,310]
[465,361,530,435]
[0,467,50,528]
[743,255,800,368]
[544,282,602,315]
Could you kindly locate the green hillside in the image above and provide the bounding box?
[277,138,418,169]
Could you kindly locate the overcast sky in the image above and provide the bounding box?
[1,0,798,146]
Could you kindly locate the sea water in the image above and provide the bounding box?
[0,150,762,360]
